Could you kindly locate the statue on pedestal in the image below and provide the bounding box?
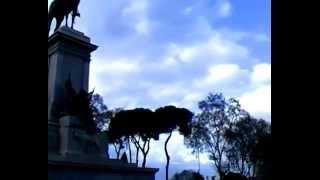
[48,6,159,179]
[48,0,81,35]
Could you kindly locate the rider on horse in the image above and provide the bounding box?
[48,0,81,35]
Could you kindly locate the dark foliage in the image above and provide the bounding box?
[107,105,193,174]
[154,105,194,180]
[91,93,111,132]
[56,78,97,134]
[107,108,157,166]
[171,170,205,180]
[108,108,157,141]
[223,172,248,180]
[154,106,193,136]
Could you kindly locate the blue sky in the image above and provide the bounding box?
[49,0,270,179]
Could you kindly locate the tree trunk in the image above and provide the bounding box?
[241,157,245,175]
[128,137,132,163]
[247,164,252,178]
[197,149,200,173]
[113,143,121,159]
[218,168,225,180]
[142,139,152,168]
[135,146,140,165]
[132,137,150,168]
[252,163,256,177]
[133,137,140,165]
[165,132,172,180]
[142,140,148,168]
[116,149,121,159]
[142,152,147,167]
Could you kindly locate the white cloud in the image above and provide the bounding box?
[92,59,140,75]
[89,58,141,96]
[148,131,211,165]
[155,62,271,120]
[239,84,271,117]
[216,29,270,44]
[162,32,250,67]
[238,63,271,120]
[182,6,193,15]
[254,34,271,43]
[193,64,250,92]
[122,0,151,35]
[122,0,147,16]
[114,96,140,109]
[148,83,186,101]
[251,63,271,84]
[180,93,204,109]
[135,20,150,35]
[216,0,232,18]
[203,64,241,84]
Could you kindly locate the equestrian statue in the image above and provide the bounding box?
[48,0,81,35]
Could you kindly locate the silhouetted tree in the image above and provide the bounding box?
[129,108,158,167]
[171,170,204,180]
[91,93,111,132]
[133,135,141,165]
[185,93,245,179]
[108,108,159,167]
[123,136,132,163]
[104,108,127,160]
[251,126,271,180]
[224,117,271,178]
[154,106,193,180]
[224,116,256,176]
[185,92,271,179]
[184,121,206,173]
[109,137,125,159]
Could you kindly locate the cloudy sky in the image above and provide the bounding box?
[49,0,270,179]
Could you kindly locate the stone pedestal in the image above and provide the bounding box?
[48,26,97,122]
[48,121,60,154]
[48,26,98,156]
[59,116,85,156]
[59,116,109,159]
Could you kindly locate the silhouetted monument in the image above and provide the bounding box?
[48,26,158,180]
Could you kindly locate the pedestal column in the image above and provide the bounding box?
[48,26,98,153]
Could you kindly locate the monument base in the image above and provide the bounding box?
[58,116,109,158]
[48,115,158,179]
[48,122,60,153]
[48,154,158,180]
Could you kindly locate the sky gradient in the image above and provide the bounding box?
[48,0,270,179]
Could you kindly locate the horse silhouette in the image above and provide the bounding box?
[48,0,80,35]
